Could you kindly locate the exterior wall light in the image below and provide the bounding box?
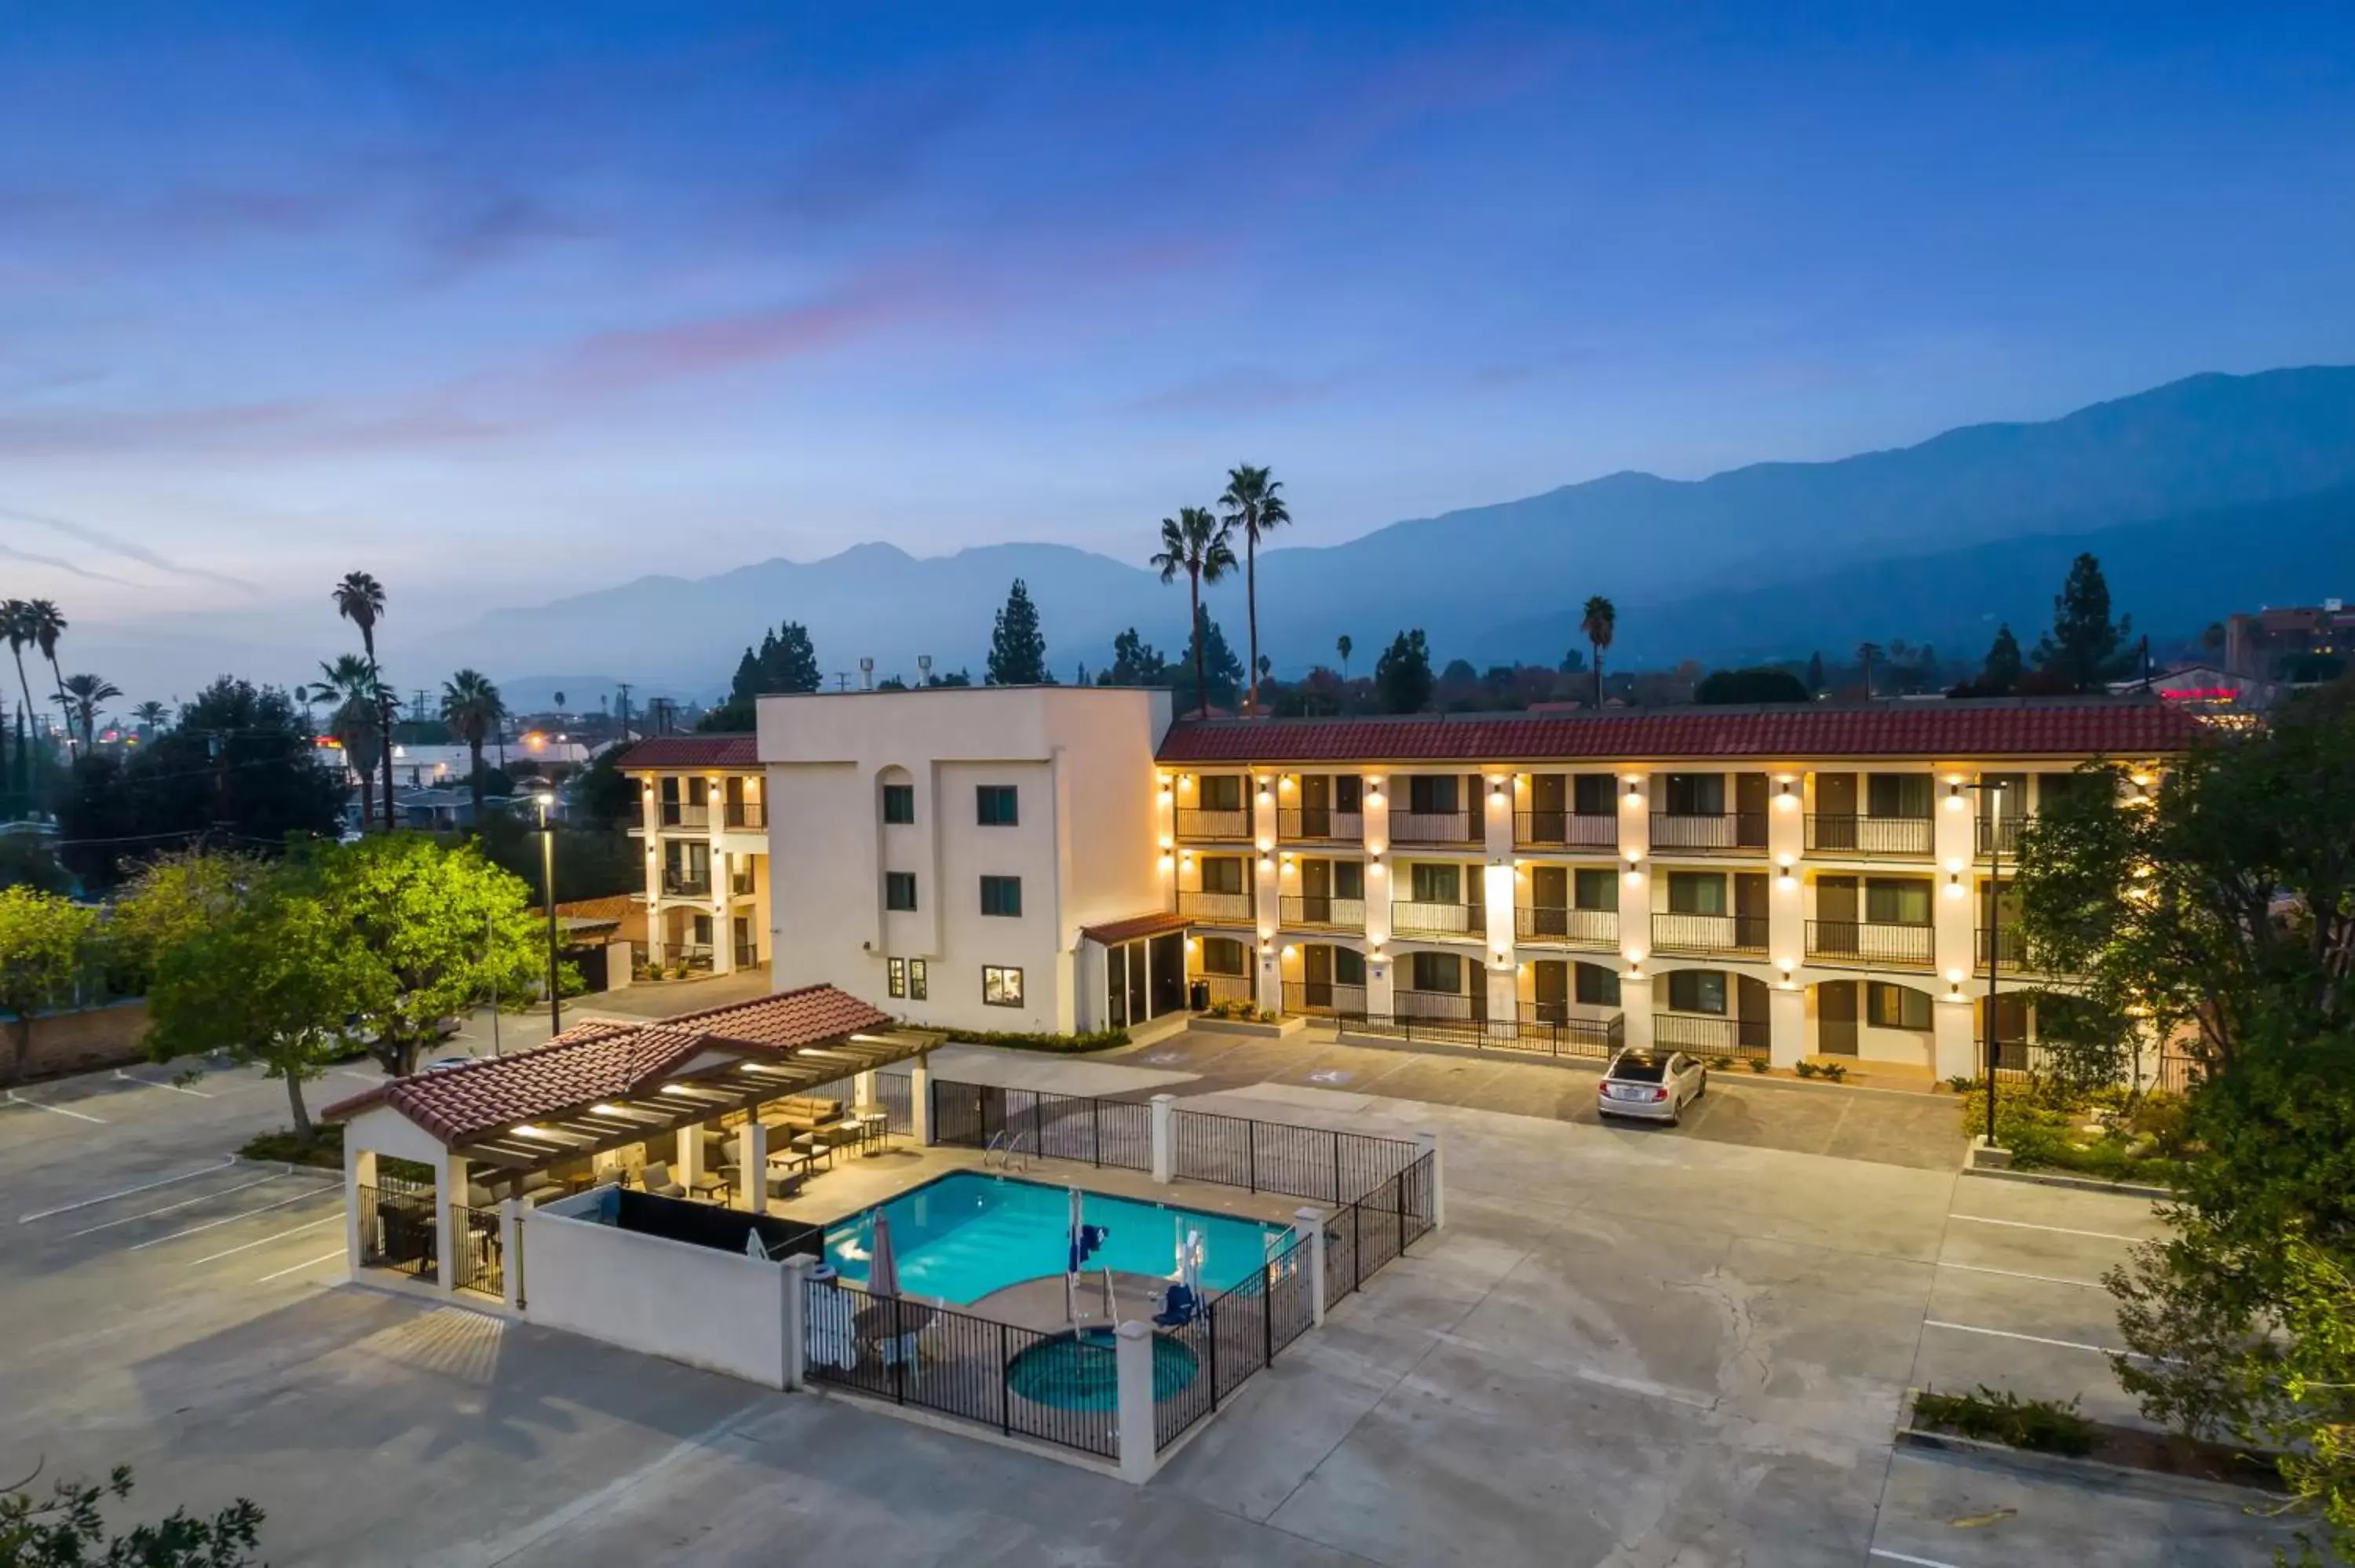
[1945,873,1964,899]
[1945,780,1966,811]
[1776,779,1797,810]
[1159,855,1174,871]
[1282,945,1298,960]
[1259,855,1274,870]
[1257,837,1273,852]
[1185,937,1198,951]
[1160,786,1174,802]
[1279,775,1293,791]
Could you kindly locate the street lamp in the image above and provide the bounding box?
[534,790,560,1038]
[1966,779,2008,1147]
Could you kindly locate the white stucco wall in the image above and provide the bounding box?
[523,1205,787,1387]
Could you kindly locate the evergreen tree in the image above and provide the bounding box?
[1980,624,2024,694]
[1374,629,1434,714]
[2032,552,2132,692]
[986,578,1050,686]
[1167,608,1243,710]
[726,622,823,702]
[1101,628,1169,686]
[1806,651,1824,693]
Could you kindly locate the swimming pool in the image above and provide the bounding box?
[823,1172,1291,1307]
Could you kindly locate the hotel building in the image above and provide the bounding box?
[616,734,772,975]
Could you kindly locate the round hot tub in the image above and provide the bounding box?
[1004,1327,1199,1411]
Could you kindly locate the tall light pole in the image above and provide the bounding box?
[1966,779,2008,1146]
[535,790,560,1039]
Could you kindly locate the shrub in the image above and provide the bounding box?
[1817,1062,1848,1083]
[1795,1060,1818,1078]
[1954,1078,2192,1183]
[1744,1056,1770,1074]
[241,1124,343,1169]
[1913,1385,2096,1457]
[948,1027,1130,1055]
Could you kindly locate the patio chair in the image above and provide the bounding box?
[1152,1282,1199,1329]
[639,1161,686,1198]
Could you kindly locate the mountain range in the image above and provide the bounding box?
[441,365,2355,700]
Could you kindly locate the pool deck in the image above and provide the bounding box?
[969,1270,1181,1334]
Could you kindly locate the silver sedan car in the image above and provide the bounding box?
[1596,1048,1708,1125]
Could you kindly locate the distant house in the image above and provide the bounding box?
[396,787,515,831]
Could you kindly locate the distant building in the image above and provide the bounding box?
[2223,600,2353,684]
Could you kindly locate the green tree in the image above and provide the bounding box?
[572,746,637,829]
[147,864,372,1139]
[331,570,396,831]
[1169,607,1244,713]
[1151,506,1238,718]
[1977,624,2024,695]
[986,578,1050,686]
[319,834,546,1078]
[731,622,823,701]
[2032,552,2133,692]
[1855,640,1882,699]
[0,884,93,1081]
[1805,650,1824,694]
[0,600,42,772]
[0,1464,263,1566]
[103,849,259,994]
[1579,596,1615,707]
[438,669,508,828]
[309,654,385,827]
[1693,667,1809,705]
[1218,463,1289,713]
[21,598,68,754]
[1099,628,1169,686]
[1336,635,1353,682]
[1374,629,1434,714]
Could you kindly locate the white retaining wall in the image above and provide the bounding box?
[524,1204,789,1387]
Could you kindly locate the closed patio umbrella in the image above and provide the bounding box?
[868,1212,900,1299]
[853,1214,933,1351]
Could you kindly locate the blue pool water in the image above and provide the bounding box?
[823,1172,1288,1307]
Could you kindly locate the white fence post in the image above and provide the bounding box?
[781,1253,815,1390]
[911,1057,933,1145]
[1149,1093,1174,1184]
[741,1118,769,1215]
[1294,1206,1327,1326]
[1416,1129,1444,1229]
[501,1197,524,1311]
[1115,1320,1159,1482]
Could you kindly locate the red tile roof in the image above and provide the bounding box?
[1079,910,1192,945]
[320,984,896,1147]
[613,734,758,770]
[1156,702,2201,765]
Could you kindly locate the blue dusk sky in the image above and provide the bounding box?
[2,2,2352,635]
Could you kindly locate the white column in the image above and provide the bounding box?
[434,1151,468,1294]
[1150,1092,1174,1184]
[1770,984,1808,1070]
[1619,774,1653,1045]
[1934,996,1979,1081]
[500,1197,524,1311]
[1621,974,1655,1052]
[781,1253,816,1390]
[740,1118,769,1215]
[642,778,665,968]
[1415,1130,1444,1229]
[1364,774,1393,1020]
[677,1124,706,1191]
[853,1068,878,1109]
[1769,768,1806,978]
[1114,1320,1159,1483]
[709,781,732,972]
[343,1143,377,1281]
[910,1056,933,1144]
[1294,1205,1327,1326]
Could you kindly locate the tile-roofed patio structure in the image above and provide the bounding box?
[1153,699,2202,765]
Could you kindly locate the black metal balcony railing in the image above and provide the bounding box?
[1277,807,1364,843]
[1653,1012,1771,1059]
[659,803,710,830]
[1280,895,1367,931]
[1520,1004,1626,1056]
[1192,973,1255,1007]
[725,800,767,830]
[1649,912,1769,955]
[1803,814,1933,857]
[1649,811,1769,853]
[1282,981,1367,1018]
[1513,906,1619,948]
[1514,810,1619,851]
[733,942,759,969]
[1972,925,2062,975]
[661,869,711,898]
[1394,988,1486,1023]
[1976,818,2025,859]
[1178,889,1254,924]
[1175,807,1254,841]
[1389,900,1485,937]
[1389,809,1480,845]
[1805,919,1934,968]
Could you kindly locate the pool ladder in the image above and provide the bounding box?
[982,1132,1031,1172]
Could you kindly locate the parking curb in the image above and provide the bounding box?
[1893,1422,2277,1508]
[1958,1165,2174,1201]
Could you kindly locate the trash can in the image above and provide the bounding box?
[1189,980,1211,1012]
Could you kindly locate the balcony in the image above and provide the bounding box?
[1514,810,1619,851]
[1513,906,1619,949]
[1649,912,1768,957]
[1277,807,1364,844]
[1389,809,1480,846]
[1280,895,1367,932]
[658,803,710,830]
[1178,889,1254,924]
[1389,900,1485,938]
[1649,811,1768,855]
[1653,1012,1771,1059]
[1976,818,2025,859]
[1519,1004,1626,1056]
[1192,973,1256,1008]
[724,800,767,830]
[660,870,711,898]
[1176,807,1253,841]
[1973,925,2065,975]
[1805,919,1934,968]
[1282,980,1367,1018]
[1803,814,1932,858]
[1394,988,1487,1023]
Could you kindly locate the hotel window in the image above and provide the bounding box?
[1406,775,1461,814]
[1200,936,1249,976]
[882,784,915,824]
[980,875,1023,917]
[885,871,918,911]
[1666,871,1727,915]
[1864,877,1933,925]
[885,957,928,1001]
[1572,774,1616,815]
[1409,950,1462,995]
[908,960,927,1001]
[983,965,1024,1008]
[1572,867,1619,910]
[1333,774,1364,811]
[1575,961,1622,1007]
[1667,969,1728,1015]
[1408,862,1461,903]
[1663,773,1725,816]
[1868,983,1933,1030]
[1199,855,1245,895]
[976,785,1019,826]
[1866,774,1933,819]
[887,957,906,998]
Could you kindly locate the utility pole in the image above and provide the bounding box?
[615,682,633,742]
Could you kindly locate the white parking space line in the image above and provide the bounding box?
[1935,1260,2107,1289]
[127,1186,338,1251]
[3,1090,106,1124]
[1871,1550,1963,1568]
[256,1249,348,1284]
[115,1068,212,1098]
[188,1214,341,1267]
[1948,1213,2141,1243]
[1923,1319,2121,1355]
[65,1173,297,1237]
[17,1155,241,1223]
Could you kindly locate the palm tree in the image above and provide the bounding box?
[1857,641,1883,701]
[130,699,170,738]
[1218,465,1289,713]
[1151,506,1238,719]
[23,600,68,750]
[0,601,35,773]
[312,655,386,828]
[332,571,396,831]
[1334,635,1353,715]
[439,669,507,828]
[1580,596,1616,708]
[57,673,120,749]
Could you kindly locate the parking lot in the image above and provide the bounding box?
[0,1030,2287,1566]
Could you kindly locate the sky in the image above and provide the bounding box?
[3,2,2353,665]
